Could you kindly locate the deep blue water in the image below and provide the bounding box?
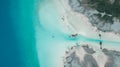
[0,0,22,67]
[0,0,120,67]
[0,0,39,67]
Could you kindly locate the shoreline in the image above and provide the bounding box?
[63,44,120,67]
[59,0,120,42]
[37,0,120,67]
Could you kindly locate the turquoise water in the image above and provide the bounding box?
[1,0,120,67]
[0,0,39,67]
[37,0,120,67]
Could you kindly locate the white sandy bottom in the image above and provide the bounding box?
[60,0,120,42]
[37,0,76,67]
[37,0,120,67]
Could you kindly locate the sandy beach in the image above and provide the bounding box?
[37,0,120,67]
[58,0,120,42]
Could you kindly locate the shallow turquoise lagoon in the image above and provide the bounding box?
[2,0,120,67]
[37,0,120,67]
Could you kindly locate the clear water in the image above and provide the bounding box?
[3,0,120,66]
[37,0,120,67]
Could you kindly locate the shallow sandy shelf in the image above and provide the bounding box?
[59,0,120,42]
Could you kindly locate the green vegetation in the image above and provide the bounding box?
[88,0,120,18]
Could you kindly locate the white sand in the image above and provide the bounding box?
[64,45,109,67]
[37,1,78,67]
[58,0,120,42]
[37,0,120,67]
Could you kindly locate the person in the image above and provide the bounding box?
[100,41,102,49]
[99,34,101,39]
